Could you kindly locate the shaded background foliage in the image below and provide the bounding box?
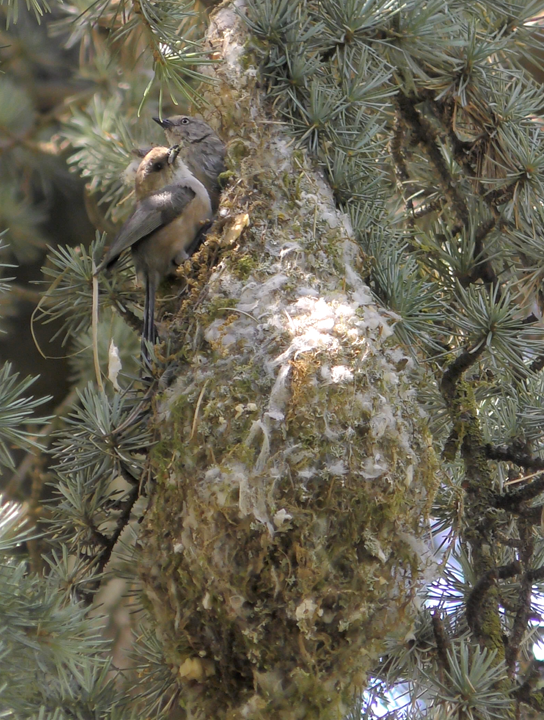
[3,0,544,718]
[0,0,213,492]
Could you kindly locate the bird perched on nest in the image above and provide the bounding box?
[153,115,226,214]
[95,145,212,364]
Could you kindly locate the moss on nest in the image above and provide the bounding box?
[138,6,440,719]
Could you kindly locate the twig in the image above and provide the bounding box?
[512,659,544,711]
[494,474,544,510]
[485,444,544,471]
[190,378,210,440]
[5,387,79,496]
[412,197,443,219]
[79,483,140,605]
[505,520,534,676]
[390,109,414,224]
[8,285,43,304]
[432,610,452,676]
[529,351,544,375]
[441,347,485,400]
[92,261,104,393]
[397,92,469,228]
[112,297,143,334]
[466,561,521,638]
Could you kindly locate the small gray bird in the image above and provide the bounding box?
[153,115,226,214]
[96,145,212,363]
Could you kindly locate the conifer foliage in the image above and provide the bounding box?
[243,1,544,717]
[2,0,544,718]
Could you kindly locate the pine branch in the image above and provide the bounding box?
[396,92,469,228]
[466,561,521,641]
[5,387,79,496]
[494,475,544,510]
[431,610,451,676]
[412,197,443,219]
[79,481,140,604]
[389,109,414,224]
[512,659,544,712]
[529,352,544,375]
[485,444,544,471]
[441,348,484,400]
[505,520,534,676]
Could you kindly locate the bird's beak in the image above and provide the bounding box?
[153,116,172,129]
[167,145,181,165]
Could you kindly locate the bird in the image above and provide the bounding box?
[96,145,212,364]
[153,115,226,214]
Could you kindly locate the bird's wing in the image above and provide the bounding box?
[96,184,196,272]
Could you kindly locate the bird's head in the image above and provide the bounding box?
[134,146,192,198]
[153,115,214,144]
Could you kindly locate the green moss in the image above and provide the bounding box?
[228,138,252,163]
[234,254,257,280]
[219,170,236,188]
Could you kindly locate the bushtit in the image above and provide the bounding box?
[96,145,212,363]
[153,115,226,214]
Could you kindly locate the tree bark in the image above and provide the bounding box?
[139,4,440,718]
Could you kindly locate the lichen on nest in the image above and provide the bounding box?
[138,6,440,720]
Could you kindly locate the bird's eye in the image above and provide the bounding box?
[154,162,164,171]
[181,117,190,124]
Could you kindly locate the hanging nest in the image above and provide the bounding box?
[138,6,440,719]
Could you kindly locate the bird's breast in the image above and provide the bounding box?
[131,194,211,282]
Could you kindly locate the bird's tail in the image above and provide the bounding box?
[141,276,158,368]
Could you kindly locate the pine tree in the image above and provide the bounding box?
[2,0,544,718]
